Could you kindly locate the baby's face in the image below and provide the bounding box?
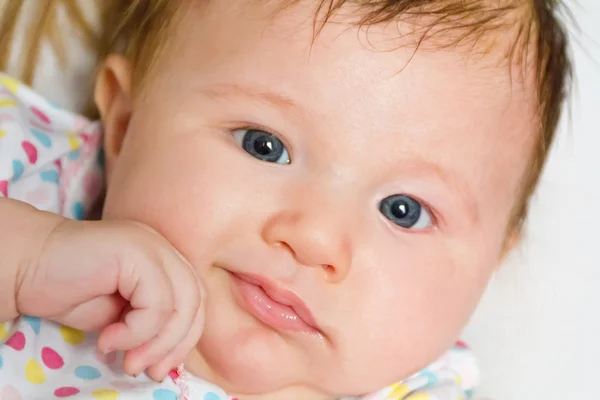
[101,1,536,398]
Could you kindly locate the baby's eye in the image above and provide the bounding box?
[379,194,432,230]
[232,129,290,164]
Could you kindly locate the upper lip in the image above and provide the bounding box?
[231,272,320,331]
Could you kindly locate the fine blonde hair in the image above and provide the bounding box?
[0,0,571,236]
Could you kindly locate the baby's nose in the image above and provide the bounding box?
[261,206,352,283]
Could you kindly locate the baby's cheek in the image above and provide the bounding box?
[104,134,255,275]
[343,244,486,382]
[104,142,208,245]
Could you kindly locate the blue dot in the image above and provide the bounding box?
[72,202,85,220]
[74,365,101,380]
[203,393,222,400]
[152,389,177,400]
[419,368,438,387]
[23,315,41,334]
[40,170,59,184]
[12,160,24,181]
[68,149,80,160]
[30,128,52,148]
[0,354,3,369]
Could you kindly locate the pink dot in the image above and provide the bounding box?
[54,387,80,397]
[31,107,51,124]
[0,180,7,197]
[88,133,101,148]
[5,331,26,351]
[42,347,64,369]
[21,141,38,164]
[168,370,178,381]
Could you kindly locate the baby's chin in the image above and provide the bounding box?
[188,321,321,396]
[187,320,405,399]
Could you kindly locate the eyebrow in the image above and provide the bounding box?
[199,83,301,111]
[410,160,480,224]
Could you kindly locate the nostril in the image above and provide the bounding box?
[323,264,335,274]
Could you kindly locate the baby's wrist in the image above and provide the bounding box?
[0,198,65,321]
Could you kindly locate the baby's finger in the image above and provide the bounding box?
[98,306,171,354]
[145,296,205,381]
[122,265,202,377]
[98,260,174,353]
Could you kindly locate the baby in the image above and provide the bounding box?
[0,0,570,399]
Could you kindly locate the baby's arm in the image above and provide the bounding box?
[0,197,63,323]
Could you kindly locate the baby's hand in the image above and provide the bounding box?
[15,217,205,381]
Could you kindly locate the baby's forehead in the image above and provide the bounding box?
[261,1,533,53]
[176,0,539,113]
[164,0,540,137]
[279,0,537,89]
[201,0,537,82]
[182,2,536,139]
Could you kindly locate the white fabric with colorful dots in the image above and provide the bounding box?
[0,73,479,400]
[0,74,103,219]
[0,317,230,400]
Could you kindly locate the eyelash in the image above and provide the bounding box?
[228,124,294,158]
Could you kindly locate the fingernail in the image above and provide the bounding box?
[102,348,114,355]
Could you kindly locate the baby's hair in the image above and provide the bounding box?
[0,0,571,239]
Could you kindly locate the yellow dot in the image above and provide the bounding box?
[407,394,430,400]
[60,325,84,345]
[0,76,20,94]
[67,134,81,151]
[389,384,411,398]
[25,359,46,384]
[92,389,119,400]
[0,129,5,139]
[0,100,16,108]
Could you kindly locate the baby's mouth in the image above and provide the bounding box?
[230,272,322,335]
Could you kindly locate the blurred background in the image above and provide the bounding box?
[463,0,598,398]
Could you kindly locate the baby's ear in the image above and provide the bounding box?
[94,54,133,177]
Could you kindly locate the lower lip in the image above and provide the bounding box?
[231,274,317,334]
